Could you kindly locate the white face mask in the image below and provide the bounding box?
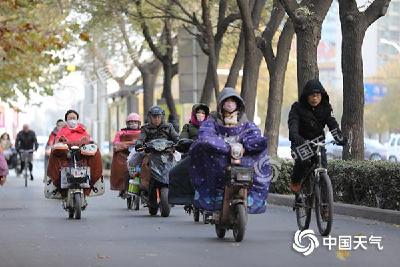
[67,119,78,129]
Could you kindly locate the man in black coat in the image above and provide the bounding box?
[288,79,347,192]
[135,105,179,149]
[15,124,39,180]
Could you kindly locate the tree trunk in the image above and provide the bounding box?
[200,0,220,104]
[225,31,245,88]
[264,21,294,157]
[338,0,391,160]
[340,12,367,160]
[162,61,178,120]
[141,59,161,113]
[295,22,322,97]
[237,0,263,121]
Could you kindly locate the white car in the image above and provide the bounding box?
[387,134,400,162]
[277,136,293,159]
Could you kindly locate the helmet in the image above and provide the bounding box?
[148,106,165,116]
[126,113,141,122]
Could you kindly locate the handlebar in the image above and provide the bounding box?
[18,149,35,153]
[309,140,337,147]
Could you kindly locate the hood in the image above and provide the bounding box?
[217,87,245,114]
[190,103,210,127]
[299,79,330,106]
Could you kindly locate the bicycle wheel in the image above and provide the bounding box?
[24,160,28,187]
[295,179,312,231]
[315,172,333,236]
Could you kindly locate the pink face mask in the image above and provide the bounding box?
[223,100,237,113]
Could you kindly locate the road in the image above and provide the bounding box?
[0,160,399,267]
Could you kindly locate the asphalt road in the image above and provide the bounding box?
[0,160,399,267]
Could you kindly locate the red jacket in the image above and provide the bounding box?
[55,124,91,144]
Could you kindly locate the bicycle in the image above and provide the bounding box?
[293,140,337,236]
[19,149,34,187]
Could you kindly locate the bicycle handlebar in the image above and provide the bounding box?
[309,140,337,147]
[19,149,35,153]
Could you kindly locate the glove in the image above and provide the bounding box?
[135,143,143,151]
[335,136,348,146]
[293,136,307,147]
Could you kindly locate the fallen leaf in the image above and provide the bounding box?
[336,250,351,261]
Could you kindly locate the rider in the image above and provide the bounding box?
[44,119,65,180]
[110,113,142,197]
[1,133,16,167]
[47,110,102,197]
[55,110,91,143]
[134,106,179,194]
[288,79,347,193]
[135,106,179,150]
[15,124,38,180]
[0,147,8,186]
[179,103,210,141]
[169,103,210,206]
[189,87,270,214]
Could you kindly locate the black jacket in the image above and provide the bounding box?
[15,130,39,151]
[288,79,343,147]
[136,122,179,147]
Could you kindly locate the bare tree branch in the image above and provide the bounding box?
[136,0,165,61]
[278,0,299,22]
[364,0,391,26]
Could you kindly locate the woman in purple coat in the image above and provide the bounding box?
[189,87,271,214]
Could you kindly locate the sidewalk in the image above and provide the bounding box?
[268,193,400,225]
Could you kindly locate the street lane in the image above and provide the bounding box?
[1,160,399,267]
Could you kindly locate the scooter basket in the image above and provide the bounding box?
[229,166,254,183]
[128,177,141,194]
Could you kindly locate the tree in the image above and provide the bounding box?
[236,0,266,121]
[338,0,391,160]
[0,0,73,103]
[279,0,333,96]
[135,0,179,119]
[258,0,295,156]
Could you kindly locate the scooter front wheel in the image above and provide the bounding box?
[215,224,226,239]
[232,204,246,242]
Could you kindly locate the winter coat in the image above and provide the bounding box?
[189,87,270,214]
[15,130,38,151]
[288,79,343,148]
[135,122,179,147]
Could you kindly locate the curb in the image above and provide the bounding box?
[268,193,400,225]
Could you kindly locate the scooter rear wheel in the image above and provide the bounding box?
[233,204,246,242]
[74,193,82,220]
[160,187,170,217]
[127,196,133,210]
[133,195,140,211]
[193,208,200,222]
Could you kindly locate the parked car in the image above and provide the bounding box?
[277,136,292,159]
[325,134,387,161]
[387,134,400,162]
